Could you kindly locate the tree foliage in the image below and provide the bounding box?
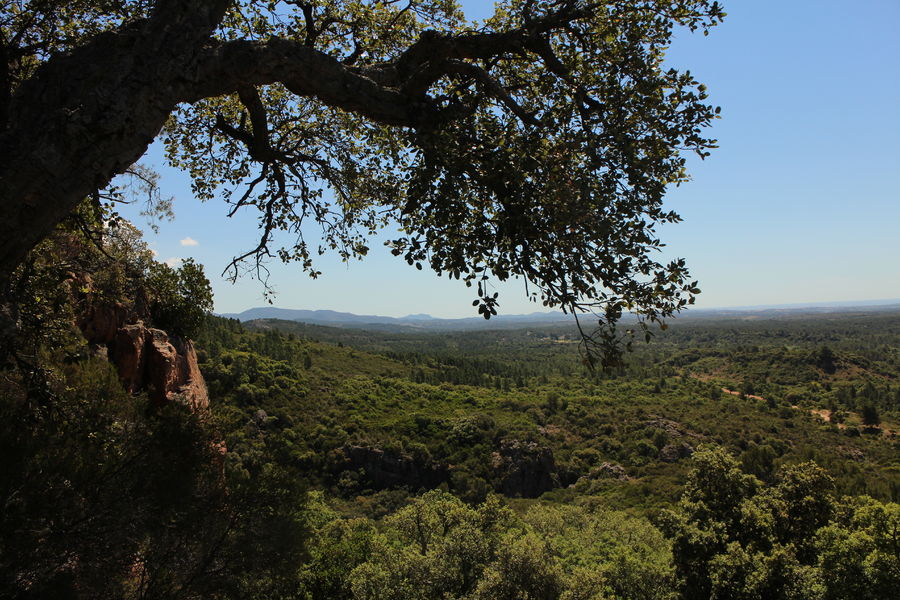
[149,258,214,338]
[2,0,723,362]
[662,446,900,600]
[285,451,900,600]
[295,490,677,600]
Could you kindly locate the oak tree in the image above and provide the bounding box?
[1,0,723,361]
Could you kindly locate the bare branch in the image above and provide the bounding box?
[228,166,268,217]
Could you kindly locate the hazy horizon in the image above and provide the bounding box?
[222,297,900,321]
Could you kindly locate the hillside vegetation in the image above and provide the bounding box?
[2,215,897,598]
[210,314,899,503]
[195,311,899,598]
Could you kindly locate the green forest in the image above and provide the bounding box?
[2,214,897,599]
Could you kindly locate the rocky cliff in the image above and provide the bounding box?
[112,323,208,409]
[330,445,450,491]
[492,439,560,498]
[72,275,208,410]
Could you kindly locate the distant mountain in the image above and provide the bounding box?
[219,299,900,332]
[682,300,900,319]
[693,298,900,312]
[219,307,399,324]
[218,307,572,331]
[402,313,435,321]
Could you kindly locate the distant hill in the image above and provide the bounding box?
[218,307,573,332]
[679,301,900,320]
[219,300,900,332]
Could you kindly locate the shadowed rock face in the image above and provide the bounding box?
[115,324,147,393]
[331,445,449,491]
[327,440,569,498]
[77,299,128,345]
[492,439,560,498]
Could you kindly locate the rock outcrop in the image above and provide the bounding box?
[659,442,695,463]
[72,274,208,410]
[642,416,701,462]
[584,461,630,481]
[112,323,208,409]
[330,445,450,491]
[77,298,129,345]
[570,461,630,493]
[492,439,560,498]
[643,417,703,441]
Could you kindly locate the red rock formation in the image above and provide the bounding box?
[71,275,209,411]
[113,323,209,410]
[115,324,147,393]
[78,301,128,345]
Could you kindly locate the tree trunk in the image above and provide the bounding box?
[0,1,230,283]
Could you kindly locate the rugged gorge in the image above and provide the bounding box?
[73,277,208,410]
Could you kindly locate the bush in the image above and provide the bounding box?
[148,258,213,338]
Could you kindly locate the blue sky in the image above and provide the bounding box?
[117,0,900,317]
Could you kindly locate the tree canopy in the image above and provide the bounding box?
[1,0,722,358]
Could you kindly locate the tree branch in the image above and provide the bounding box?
[186,38,435,128]
[445,60,540,127]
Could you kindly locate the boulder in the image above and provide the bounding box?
[492,439,560,498]
[659,442,694,462]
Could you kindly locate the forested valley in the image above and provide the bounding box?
[2,216,897,599]
[1,1,897,597]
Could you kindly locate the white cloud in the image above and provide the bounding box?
[150,248,158,257]
[180,236,199,247]
[165,257,183,268]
